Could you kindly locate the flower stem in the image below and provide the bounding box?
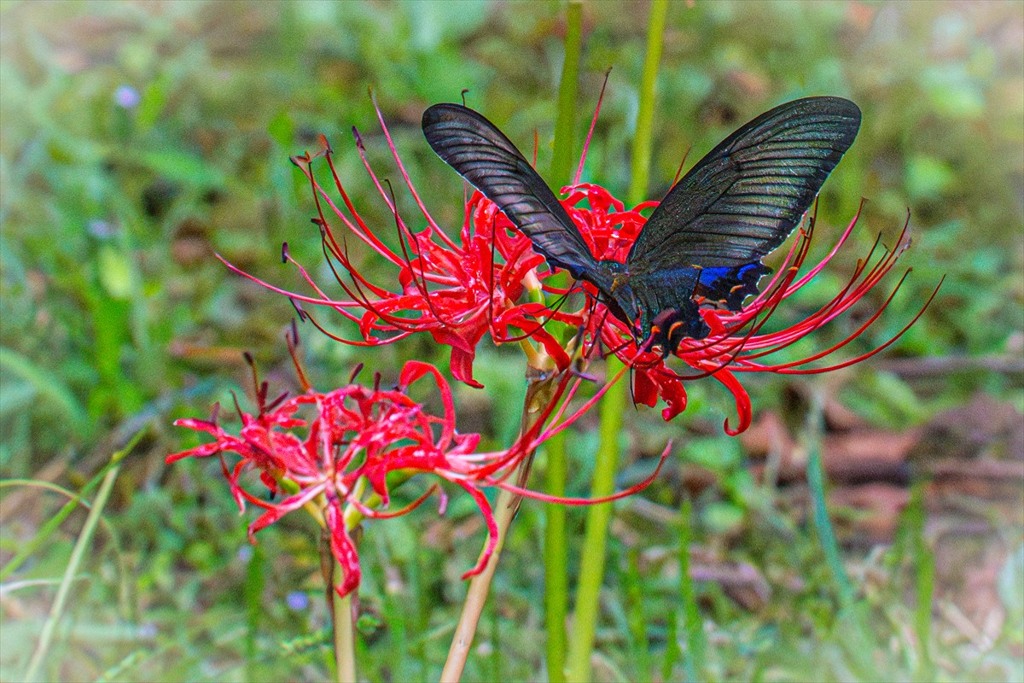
[565,1,667,681]
[550,0,584,187]
[334,584,356,683]
[565,358,624,683]
[440,480,521,683]
[628,0,668,208]
[544,429,569,682]
[441,372,559,682]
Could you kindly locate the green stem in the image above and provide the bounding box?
[628,0,668,208]
[565,358,625,683]
[544,430,569,683]
[545,4,582,682]
[334,587,356,683]
[550,1,583,187]
[565,1,667,680]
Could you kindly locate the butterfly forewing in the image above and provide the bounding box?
[627,96,861,274]
[422,104,598,279]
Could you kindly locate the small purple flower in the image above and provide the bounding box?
[114,85,140,109]
[236,545,254,563]
[286,591,309,611]
[87,218,117,239]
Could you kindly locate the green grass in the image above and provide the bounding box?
[2,1,1022,681]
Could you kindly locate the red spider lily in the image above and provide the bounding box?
[169,360,511,597]
[557,182,937,430]
[221,108,580,389]
[168,352,667,596]
[224,100,931,431]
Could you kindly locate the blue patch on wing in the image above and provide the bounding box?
[694,261,771,311]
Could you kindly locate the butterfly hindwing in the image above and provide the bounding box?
[422,104,598,280]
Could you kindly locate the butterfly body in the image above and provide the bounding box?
[422,96,861,355]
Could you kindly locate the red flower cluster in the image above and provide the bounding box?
[227,113,577,389]
[173,99,937,607]
[563,184,932,430]
[226,105,930,430]
[169,361,510,596]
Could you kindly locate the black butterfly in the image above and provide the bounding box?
[422,96,861,355]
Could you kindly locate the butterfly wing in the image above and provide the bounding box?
[622,96,861,343]
[422,103,600,281]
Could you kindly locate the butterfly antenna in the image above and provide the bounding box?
[671,144,693,187]
[627,363,639,409]
[460,88,470,107]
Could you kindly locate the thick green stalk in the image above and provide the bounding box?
[566,2,667,680]
[544,427,570,683]
[334,587,356,683]
[628,0,668,208]
[544,4,582,682]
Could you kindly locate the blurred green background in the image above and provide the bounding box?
[1,1,1021,681]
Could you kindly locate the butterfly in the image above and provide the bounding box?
[422,96,861,355]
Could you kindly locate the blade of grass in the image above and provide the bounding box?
[660,601,681,681]
[624,549,651,681]
[1,430,144,580]
[678,495,705,681]
[805,388,853,606]
[805,387,875,675]
[908,479,935,681]
[0,346,90,438]
[23,434,137,682]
